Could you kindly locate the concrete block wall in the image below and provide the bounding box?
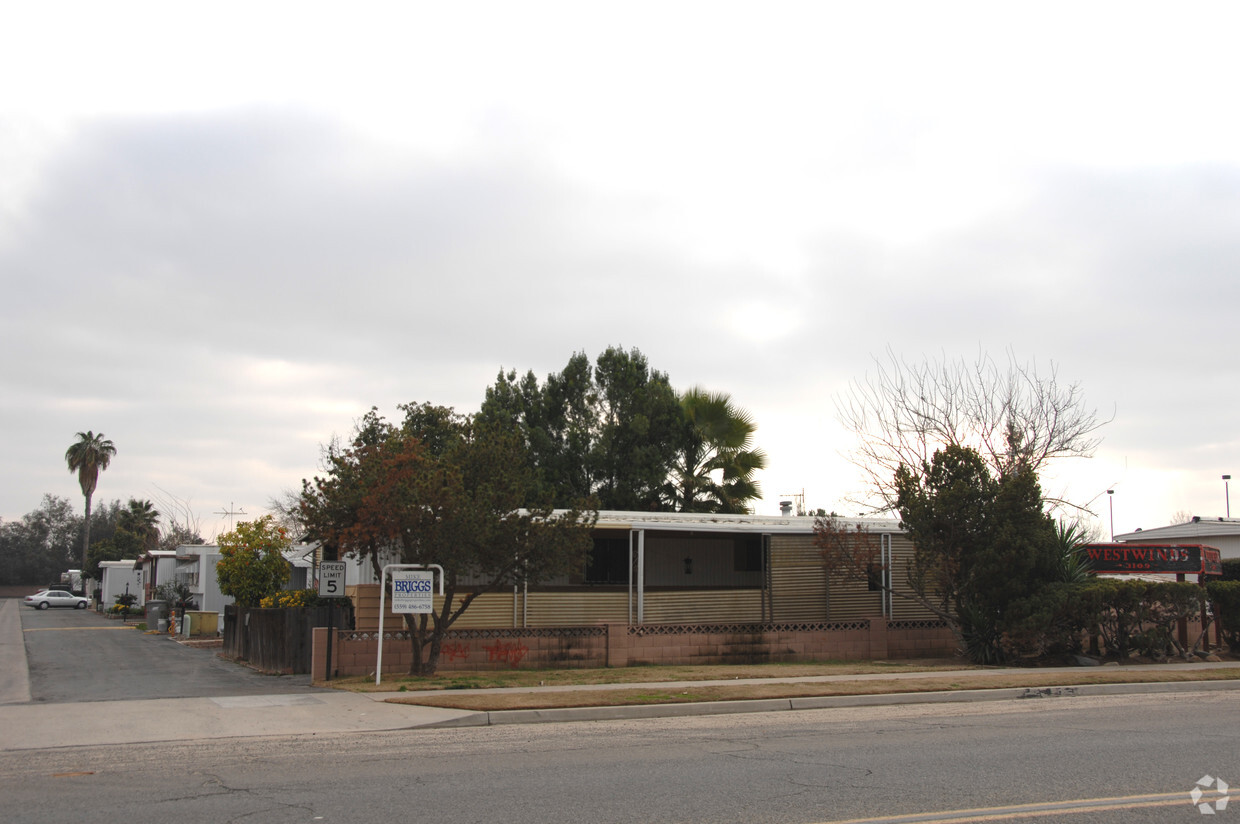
[312,627,610,680]
[311,619,958,680]
[886,623,957,658]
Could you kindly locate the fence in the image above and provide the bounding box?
[310,618,958,679]
[223,604,355,674]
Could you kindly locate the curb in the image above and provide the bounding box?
[418,678,1240,728]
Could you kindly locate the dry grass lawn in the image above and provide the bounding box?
[318,658,1240,712]
[328,659,970,693]
[384,667,1240,711]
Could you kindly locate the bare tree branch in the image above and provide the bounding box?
[835,347,1110,513]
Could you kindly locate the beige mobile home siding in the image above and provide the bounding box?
[442,590,630,628]
[524,591,629,626]
[774,532,942,622]
[350,585,519,630]
[768,535,829,620]
[827,572,884,619]
[887,535,940,620]
[643,589,764,623]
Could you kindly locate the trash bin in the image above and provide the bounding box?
[146,600,168,632]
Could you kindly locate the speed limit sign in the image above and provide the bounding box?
[318,561,346,598]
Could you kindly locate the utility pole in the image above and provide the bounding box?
[1107,489,1115,541]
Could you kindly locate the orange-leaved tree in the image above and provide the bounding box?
[216,515,291,607]
[300,404,596,676]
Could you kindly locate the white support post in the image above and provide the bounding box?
[375,563,444,686]
[636,529,645,625]
[628,530,634,625]
[881,533,893,619]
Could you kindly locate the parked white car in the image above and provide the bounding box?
[24,590,89,610]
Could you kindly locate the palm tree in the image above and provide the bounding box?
[118,498,161,551]
[1054,519,1093,584]
[65,431,117,570]
[662,388,767,513]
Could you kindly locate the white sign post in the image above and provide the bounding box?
[376,563,444,685]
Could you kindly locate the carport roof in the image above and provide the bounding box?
[589,510,902,535]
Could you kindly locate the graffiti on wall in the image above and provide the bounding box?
[440,641,471,662]
[484,641,529,666]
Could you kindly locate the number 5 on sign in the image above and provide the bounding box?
[318,561,346,598]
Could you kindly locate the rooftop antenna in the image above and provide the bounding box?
[214,502,247,532]
[779,489,806,516]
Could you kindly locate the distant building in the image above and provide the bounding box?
[97,560,142,608]
[174,545,233,616]
[1115,516,1240,561]
[138,550,180,602]
[281,544,318,590]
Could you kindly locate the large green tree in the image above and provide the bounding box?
[479,346,682,510]
[661,387,768,514]
[85,525,146,580]
[300,404,595,675]
[215,516,292,607]
[0,495,81,586]
[64,431,117,570]
[816,442,1060,663]
[895,444,1059,662]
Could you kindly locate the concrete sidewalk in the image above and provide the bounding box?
[0,600,31,705]
[0,691,474,750]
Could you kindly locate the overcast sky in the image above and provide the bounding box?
[3,2,1238,540]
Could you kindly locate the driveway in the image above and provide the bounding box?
[9,599,318,704]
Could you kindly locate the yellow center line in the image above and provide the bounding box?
[810,791,1213,823]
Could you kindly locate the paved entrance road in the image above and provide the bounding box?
[15,600,317,703]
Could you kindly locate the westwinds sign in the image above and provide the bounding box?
[1083,543,1223,576]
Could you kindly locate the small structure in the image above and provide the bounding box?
[339,510,939,631]
[59,569,84,594]
[281,544,318,591]
[1116,517,1240,560]
[138,550,180,602]
[97,560,143,608]
[174,545,233,630]
[311,510,960,677]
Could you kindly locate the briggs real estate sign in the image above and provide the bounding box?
[391,569,435,613]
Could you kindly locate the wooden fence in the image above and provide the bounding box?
[223,604,354,674]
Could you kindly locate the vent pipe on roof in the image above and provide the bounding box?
[779,500,793,517]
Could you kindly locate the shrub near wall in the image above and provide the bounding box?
[1207,581,1240,650]
[1221,559,1240,581]
[1004,579,1209,660]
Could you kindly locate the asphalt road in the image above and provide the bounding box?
[16,600,316,702]
[1,690,1234,823]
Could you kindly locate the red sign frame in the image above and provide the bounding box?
[1083,543,1223,576]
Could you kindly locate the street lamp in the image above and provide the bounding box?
[1224,475,1232,518]
[1107,489,1115,541]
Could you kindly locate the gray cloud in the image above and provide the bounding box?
[3,107,1239,534]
